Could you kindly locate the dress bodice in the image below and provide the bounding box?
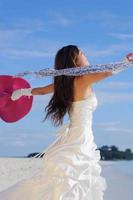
[68,92,98,127]
[34,92,98,158]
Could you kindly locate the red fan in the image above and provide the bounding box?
[0,75,33,123]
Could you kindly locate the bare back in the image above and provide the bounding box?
[73,77,93,102]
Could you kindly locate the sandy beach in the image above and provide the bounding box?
[0,158,133,200]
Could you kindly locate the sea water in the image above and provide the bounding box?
[101,160,133,200]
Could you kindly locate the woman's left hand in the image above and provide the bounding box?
[11,89,23,101]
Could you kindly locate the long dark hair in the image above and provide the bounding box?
[44,45,80,126]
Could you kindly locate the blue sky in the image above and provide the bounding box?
[0,0,133,156]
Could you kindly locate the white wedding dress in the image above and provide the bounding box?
[0,91,107,200]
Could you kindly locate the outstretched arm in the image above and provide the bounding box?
[80,71,113,85]
[31,83,54,95]
[11,83,54,101]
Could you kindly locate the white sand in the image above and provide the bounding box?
[0,158,133,200]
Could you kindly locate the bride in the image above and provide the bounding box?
[0,45,113,200]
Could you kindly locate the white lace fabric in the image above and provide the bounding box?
[14,60,133,78]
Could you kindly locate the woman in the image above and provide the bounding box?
[0,45,113,200]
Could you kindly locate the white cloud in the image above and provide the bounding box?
[85,10,133,32]
[96,121,133,134]
[0,15,132,59]
[0,29,30,48]
[85,43,133,58]
[0,18,66,59]
[0,28,62,59]
[102,11,132,28]
[96,81,133,90]
[110,33,133,40]
[0,19,47,34]
[96,90,133,105]
[11,18,46,32]
[0,48,54,59]
[86,10,119,21]
[49,14,70,26]
[47,11,72,26]
[104,127,133,133]
[96,121,120,127]
[11,141,26,147]
[0,128,53,147]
